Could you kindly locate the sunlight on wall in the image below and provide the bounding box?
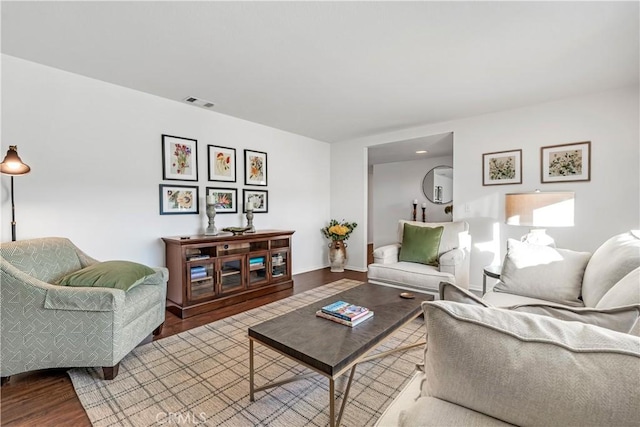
[474,221,502,266]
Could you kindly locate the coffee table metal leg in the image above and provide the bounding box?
[249,339,255,402]
[329,379,335,427]
[335,365,357,426]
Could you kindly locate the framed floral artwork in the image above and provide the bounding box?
[482,149,522,186]
[541,141,591,183]
[159,184,199,215]
[243,189,268,213]
[206,187,237,213]
[244,149,267,186]
[162,134,198,181]
[208,145,236,182]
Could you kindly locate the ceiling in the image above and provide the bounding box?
[2,2,638,144]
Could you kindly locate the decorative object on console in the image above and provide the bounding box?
[321,219,358,273]
[162,134,198,181]
[541,141,591,183]
[245,201,256,233]
[206,187,237,213]
[412,199,417,221]
[244,149,267,186]
[482,149,522,186]
[243,189,268,213]
[159,184,199,215]
[222,226,252,235]
[421,203,426,222]
[0,145,31,241]
[505,190,574,246]
[204,195,218,236]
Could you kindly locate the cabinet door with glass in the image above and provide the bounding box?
[270,249,290,282]
[186,261,216,302]
[217,255,245,295]
[247,251,269,288]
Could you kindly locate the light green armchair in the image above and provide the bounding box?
[0,237,168,383]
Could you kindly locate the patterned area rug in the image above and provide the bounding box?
[68,279,425,426]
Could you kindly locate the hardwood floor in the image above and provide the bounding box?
[0,268,367,427]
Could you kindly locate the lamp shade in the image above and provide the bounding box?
[0,146,31,175]
[505,191,574,227]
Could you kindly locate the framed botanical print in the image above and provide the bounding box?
[541,141,591,183]
[482,149,522,186]
[244,149,267,186]
[159,184,199,215]
[162,134,198,181]
[208,145,236,182]
[243,189,268,213]
[205,187,238,213]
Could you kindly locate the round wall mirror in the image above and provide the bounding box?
[422,165,453,204]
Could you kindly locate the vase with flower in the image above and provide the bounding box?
[321,219,358,272]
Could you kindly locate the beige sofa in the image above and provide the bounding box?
[368,220,471,293]
[377,230,640,426]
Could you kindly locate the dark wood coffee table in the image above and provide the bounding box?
[248,283,433,427]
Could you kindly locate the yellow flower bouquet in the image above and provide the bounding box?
[321,219,358,241]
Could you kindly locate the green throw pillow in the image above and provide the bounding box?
[399,224,444,266]
[56,260,156,291]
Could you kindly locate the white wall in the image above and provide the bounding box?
[332,86,640,289]
[372,155,453,248]
[1,55,331,274]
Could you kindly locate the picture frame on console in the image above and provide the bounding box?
[243,189,268,213]
[159,184,199,215]
[541,141,591,183]
[207,145,236,182]
[206,187,238,213]
[482,149,522,186]
[162,134,198,181]
[244,149,267,186]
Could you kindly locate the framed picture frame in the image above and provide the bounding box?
[207,145,236,182]
[243,189,268,213]
[159,184,199,215]
[244,149,268,186]
[541,141,591,183]
[482,149,522,186]
[162,134,198,181]
[205,187,238,213]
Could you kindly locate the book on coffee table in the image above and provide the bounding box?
[316,309,374,327]
[321,300,370,321]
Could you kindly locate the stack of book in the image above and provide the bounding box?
[249,256,265,269]
[190,266,208,280]
[316,300,374,327]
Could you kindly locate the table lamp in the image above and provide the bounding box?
[505,190,574,247]
[0,146,31,241]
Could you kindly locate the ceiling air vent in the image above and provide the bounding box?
[182,96,216,109]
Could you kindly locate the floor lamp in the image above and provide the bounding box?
[0,146,31,241]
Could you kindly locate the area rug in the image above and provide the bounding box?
[69,279,425,426]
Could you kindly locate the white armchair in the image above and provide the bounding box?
[368,220,470,293]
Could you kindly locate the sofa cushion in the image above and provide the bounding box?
[398,396,514,427]
[368,261,453,292]
[56,260,156,292]
[582,231,640,307]
[399,224,443,266]
[443,281,637,334]
[482,289,558,307]
[493,239,591,306]
[398,220,467,255]
[422,301,640,427]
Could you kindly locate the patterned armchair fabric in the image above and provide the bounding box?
[1,237,168,380]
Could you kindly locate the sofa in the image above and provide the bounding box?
[368,220,471,293]
[0,237,168,382]
[376,230,640,426]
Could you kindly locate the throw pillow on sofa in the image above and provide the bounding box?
[56,260,157,292]
[399,224,443,267]
[440,281,640,335]
[493,239,591,306]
